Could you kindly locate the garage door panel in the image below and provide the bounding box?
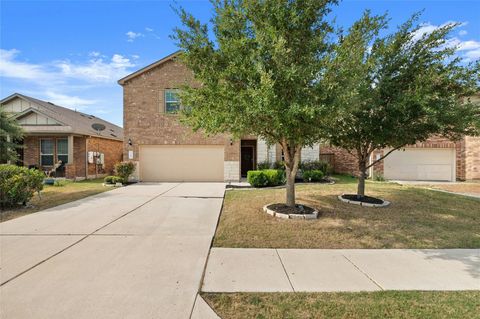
[384,149,454,181]
[139,145,224,182]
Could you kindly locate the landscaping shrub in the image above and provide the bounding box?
[114,161,135,182]
[273,161,285,170]
[0,164,44,207]
[300,160,331,175]
[53,179,69,187]
[247,169,285,187]
[373,173,385,182]
[263,169,285,186]
[257,161,272,170]
[104,175,124,185]
[302,170,324,182]
[247,171,269,187]
[104,176,115,184]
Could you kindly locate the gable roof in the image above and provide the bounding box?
[118,50,182,85]
[1,93,123,141]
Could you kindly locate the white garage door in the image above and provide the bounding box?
[139,145,224,182]
[383,148,455,181]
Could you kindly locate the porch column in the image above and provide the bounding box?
[68,135,74,165]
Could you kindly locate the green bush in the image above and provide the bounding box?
[302,170,324,182]
[273,161,285,170]
[114,161,135,182]
[373,173,385,181]
[53,179,69,187]
[104,176,115,184]
[300,160,331,175]
[0,164,44,207]
[104,175,124,184]
[247,171,269,187]
[263,169,285,186]
[257,161,272,170]
[247,169,285,187]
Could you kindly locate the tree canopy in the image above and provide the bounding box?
[173,0,339,206]
[0,108,23,164]
[324,11,480,197]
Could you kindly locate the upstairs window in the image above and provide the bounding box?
[165,89,181,113]
[40,139,54,166]
[56,138,68,164]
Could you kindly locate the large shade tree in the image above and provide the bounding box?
[0,108,23,164]
[323,11,480,198]
[173,0,338,206]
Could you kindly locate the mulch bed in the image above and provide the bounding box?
[267,203,316,215]
[341,194,384,205]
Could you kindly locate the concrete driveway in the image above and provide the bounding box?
[0,182,225,319]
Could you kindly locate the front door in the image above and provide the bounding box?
[241,146,254,177]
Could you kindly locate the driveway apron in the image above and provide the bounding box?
[0,182,225,319]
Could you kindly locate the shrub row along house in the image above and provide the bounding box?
[0,93,123,179]
[119,51,480,183]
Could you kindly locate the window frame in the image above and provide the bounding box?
[56,138,69,164]
[40,138,54,166]
[164,89,181,114]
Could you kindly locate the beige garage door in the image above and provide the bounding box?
[383,148,455,181]
[139,145,224,182]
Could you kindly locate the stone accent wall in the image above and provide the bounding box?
[301,144,320,162]
[122,58,240,181]
[86,137,123,176]
[257,138,276,164]
[224,161,240,182]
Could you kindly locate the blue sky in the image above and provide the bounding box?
[1,0,479,126]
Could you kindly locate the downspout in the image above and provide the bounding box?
[85,136,88,179]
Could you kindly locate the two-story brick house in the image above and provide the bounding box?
[119,51,479,182]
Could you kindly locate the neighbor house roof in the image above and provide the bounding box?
[0,93,123,141]
[117,50,182,85]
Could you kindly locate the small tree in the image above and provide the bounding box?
[324,11,480,198]
[0,108,24,164]
[173,0,338,206]
[114,161,135,184]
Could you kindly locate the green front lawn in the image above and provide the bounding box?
[214,176,480,248]
[0,178,112,222]
[202,291,480,319]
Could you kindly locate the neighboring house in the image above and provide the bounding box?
[321,133,480,182]
[0,93,123,179]
[118,51,320,182]
[120,51,479,182]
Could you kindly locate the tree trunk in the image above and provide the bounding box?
[282,141,301,207]
[285,167,296,207]
[357,160,367,199]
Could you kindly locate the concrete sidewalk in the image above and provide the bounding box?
[1,183,225,319]
[202,248,480,292]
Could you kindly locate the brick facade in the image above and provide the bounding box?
[86,136,123,178]
[21,135,122,180]
[121,58,240,180]
[121,53,478,182]
[320,135,479,181]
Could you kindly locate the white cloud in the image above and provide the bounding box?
[0,49,53,81]
[44,91,97,110]
[56,54,135,83]
[145,27,154,32]
[464,48,480,61]
[1,49,136,84]
[410,21,479,62]
[126,31,144,42]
